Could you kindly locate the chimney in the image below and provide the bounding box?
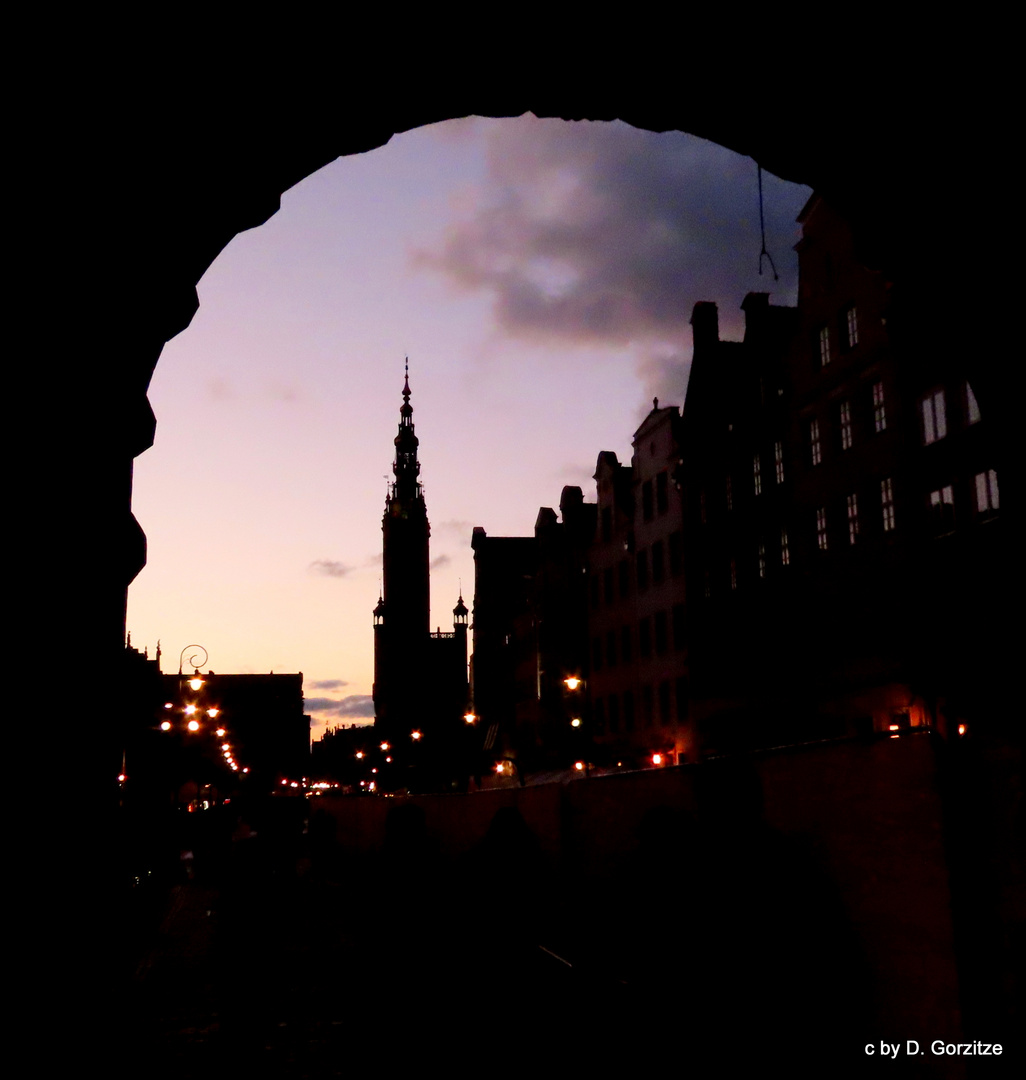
[690,301,719,353]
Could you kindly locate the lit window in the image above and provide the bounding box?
[819,326,831,367]
[758,542,766,578]
[929,485,955,535]
[881,478,896,531]
[816,507,828,551]
[840,401,853,450]
[921,389,947,444]
[966,382,981,425]
[726,474,733,511]
[753,453,762,496]
[975,469,999,513]
[781,528,790,566]
[873,382,887,433]
[847,493,859,544]
[846,306,858,348]
[774,440,785,483]
[810,419,822,466]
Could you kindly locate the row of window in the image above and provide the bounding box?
[591,604,687,669]
[817,304,860,368]
[591,533,685,607]
[592,676,689,734]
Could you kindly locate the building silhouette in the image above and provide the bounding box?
[588,402,691,767]
[371,364,468,785]
[681,194,1002,751]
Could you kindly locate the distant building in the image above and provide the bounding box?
[371,365,468,785]
[588,402,691,766]
[469,486,594,774]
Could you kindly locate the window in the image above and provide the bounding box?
[847,493,859,545]
[781,528,790,566]
[753,452,762,495]
[873,381,887,433]
[675,676,689,722]
[592,637,603,671]
[642,685,654,728]
[623,691,635,731]
[758,542,766,578]
[636,550,649,591]
[656,471,669,514]
[730,558,737,591]
[608,694,620,734]
[774,440,785,484]
[819,325,831,367]
[606,630,617,668]
[672,603,686,650]
[966,382,981,425]
[975,470,999,514]
[921,389,947,444]
[618,559,631,599]
[669,531,683,576]
[621,625,632,664]
[881,478,896,531]
[590,574,600,609]
[846,305,858,348]
[639,617,652,657]
[651,540,665,584]
[840,401,853,450]
[654,611,668,655]
[601,506,612,542]
[809,419,822,465]
[594,698,606,734]
[726,474,733,511]
[604,567,615,605]
[658,681,671,727]
[816,507,828,551]
[929,485,955,535]
[642,479,654,521]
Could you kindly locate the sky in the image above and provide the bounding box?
[127,114,811,740]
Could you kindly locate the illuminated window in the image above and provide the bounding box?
[873,382,887,433]
[753,453,762,495]
[975,469,999,514]
[921,389,947,444]
[881,478,896,531]
[847,493,859,544]
[816,507,828,551]
[774,440,785,483]
[726,474,733,511]
[929,484,955,535]
[781,528,790,566]
[810,419,822,466]
[758,542,766,578]
[846,305,858,348]
[840,401,853,450]
[966,382,981,425]
[819,325,831,367]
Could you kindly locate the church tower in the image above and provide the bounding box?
[373,361,430,738]
[372,362,470,783]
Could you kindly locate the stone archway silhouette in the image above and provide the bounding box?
[23,40,1017,1067]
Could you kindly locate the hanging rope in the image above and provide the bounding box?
[758,163,779,281]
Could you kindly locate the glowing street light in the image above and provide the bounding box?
[564,676,582,691]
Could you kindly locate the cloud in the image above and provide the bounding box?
[430,554,451,570]
[415,116,808,404]
[303,693,375,718]
[310,679,349,690]
[309,560,353,578]
[336,695,376,718]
